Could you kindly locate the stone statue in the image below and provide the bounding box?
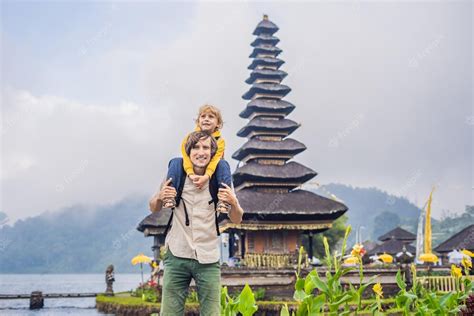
[105,264,115,296]
[29,291,44,309]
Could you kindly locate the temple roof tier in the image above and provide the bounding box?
[367,239,417,257]
[249,45,283,58]
[252,14,279,36]
[233,161,317,188]
[232,138,306,161]
[378,227,416,242]
[434,224,474,253]
[248,57,285,70]
[239,99,295,118]
[242,83,291,100]
[251,34,280,47]
[136,208,172,236]
[219,221,332,233]
[236,188,347,216]
[245,69,288,85]
[237,117,299,138]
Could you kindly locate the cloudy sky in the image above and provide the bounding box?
[1,1,472,224]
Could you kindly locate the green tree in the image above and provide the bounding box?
[302,215,348,259]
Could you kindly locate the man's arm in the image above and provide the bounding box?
[228,199,243,224]
[218,184,243,224]
[149,191,163,213]
[149,178,176,212]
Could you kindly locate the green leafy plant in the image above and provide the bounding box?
[186,289,199,303]
[131,283,160,303]
[394,265,473,315]
[221,284,258,316]
[283,225,378,315]
[254,287,266,301]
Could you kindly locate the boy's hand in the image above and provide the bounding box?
[192,175,209,190]
[188,174,198,182]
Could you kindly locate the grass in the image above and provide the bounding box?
[97,292,398,311]
[96,292,199,308]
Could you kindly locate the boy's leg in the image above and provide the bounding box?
[192,261,221,316]
[214,159,232,188]
[214,160,232,213]
[163,158,183,208]
[160,249,192,316]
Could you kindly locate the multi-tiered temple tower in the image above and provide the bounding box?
[218,15,348,266]
[138,15,348,269]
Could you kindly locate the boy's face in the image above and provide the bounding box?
[190,136,212,169]
[198,111,219,133]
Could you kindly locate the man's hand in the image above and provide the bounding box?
[159,178,177,201]
[218,183,243,224]
[149,178,177,212]
[192,175,209,190]
[218,183,237,207]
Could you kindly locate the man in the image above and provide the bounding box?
[149,131,244,316]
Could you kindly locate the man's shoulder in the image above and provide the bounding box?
[168,156,183,165]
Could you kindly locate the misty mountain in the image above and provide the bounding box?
[318,184,422,243]
[0,197,154,274]
[0,185,471,273]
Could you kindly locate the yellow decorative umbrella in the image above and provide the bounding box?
[378,253,393,264]
[419,252,438,263]
[131,253,152,284]
[344,256,359,265]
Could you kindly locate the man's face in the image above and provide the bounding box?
[190,136,212,169]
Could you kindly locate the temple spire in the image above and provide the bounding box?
[233,15,314,192]
[222,15,348,265]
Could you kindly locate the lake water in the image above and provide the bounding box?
[0,274,142,315]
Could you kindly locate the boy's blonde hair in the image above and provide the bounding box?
[196,104,224,131]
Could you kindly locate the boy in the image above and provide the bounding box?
[163,104,232,213]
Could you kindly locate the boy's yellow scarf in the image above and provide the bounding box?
[194,125,221,139]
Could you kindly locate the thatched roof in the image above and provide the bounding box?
[237,117,299,137]
[378,227,416,242]
[245,69,287,85]
[253,15,279,36]
[367,239,416,256]
[434,224,474,253]
[243,83,291,100]
[136,190,348,236]
[247,57,284,70]
[251,34,280,47]
[239,99,295,118]
[219,221,333,233]
[235,188,348,217]
[249,45,282,58]
[232,138,306,161]
[242,83,290,100]
[136,208,172,235]
[233,161,316,188]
